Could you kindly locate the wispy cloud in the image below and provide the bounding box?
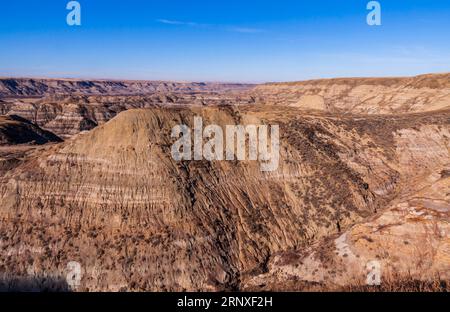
[227,27,264,34]
[156,19,264,34]
[156,19,198,26]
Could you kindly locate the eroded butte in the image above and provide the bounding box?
[0,74,449,291]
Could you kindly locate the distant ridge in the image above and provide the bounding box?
[252,72,450,114]
[0,78,255,98]
[265,73,450,89]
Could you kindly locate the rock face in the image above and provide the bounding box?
[0,102,448,291]
[252,73,450,114]
[244,173,450,291]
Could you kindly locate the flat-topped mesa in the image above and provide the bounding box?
[251,73,450,114]
[0,78,255,98]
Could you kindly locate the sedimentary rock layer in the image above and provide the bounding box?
[0,106,448,291]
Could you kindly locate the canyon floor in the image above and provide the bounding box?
[0,74,449,291]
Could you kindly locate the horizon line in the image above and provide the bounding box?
[0,71,449,85]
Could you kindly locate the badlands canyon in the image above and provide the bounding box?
[0,74,449,291]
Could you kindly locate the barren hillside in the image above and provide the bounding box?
[0,103,448,291]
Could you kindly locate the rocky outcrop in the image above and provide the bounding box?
[0,105,448,291]
[244,172,450,291]
[244,123,450,290]
[0,74,449,291]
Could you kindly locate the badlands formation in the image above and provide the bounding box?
[0,74,449,291]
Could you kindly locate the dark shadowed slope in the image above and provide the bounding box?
[0,115,62,145]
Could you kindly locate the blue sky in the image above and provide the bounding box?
[0,0,449,82]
